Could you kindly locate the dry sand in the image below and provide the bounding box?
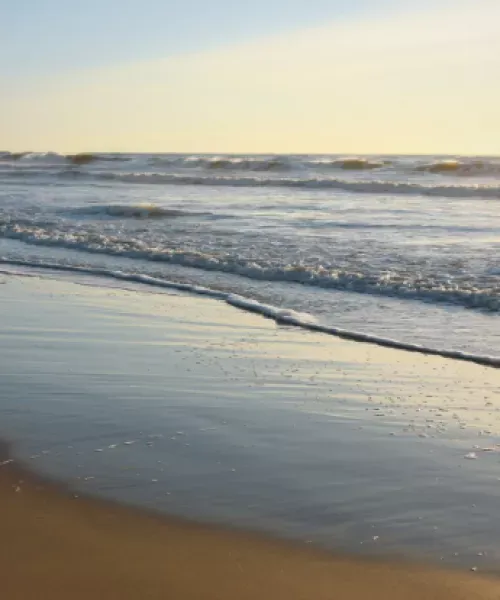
[1,447,499,600]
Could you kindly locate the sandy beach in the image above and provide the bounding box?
[4,0,500,594]
[1,270,500,597]
[2,444,500,600]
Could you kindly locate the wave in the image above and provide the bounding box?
[0,151,30,161]
[0,151,89,166]
[91,171,500,199]
[68,203,211,219]
[114,155,386,172]
[65,153,130,164]
[66,153,98,165]
[417,160,462,174]
[0,169,50,179]
[183,156,293,172]
[0,152,294,172]
[1,257,498,368]
[1,221,498,312]
[312,158,387,170]
[0,151,22,160]
[416,160,500,177]
[2,152,500,178]
[15,152,67,164]
[0,151,131,165]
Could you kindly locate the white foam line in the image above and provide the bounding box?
[1,257,499,369]
[2,226,498,312]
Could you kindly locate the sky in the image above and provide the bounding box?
[1,0,499,155]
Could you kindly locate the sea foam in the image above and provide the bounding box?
[1,258,498,368]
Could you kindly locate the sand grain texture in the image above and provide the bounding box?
[1,454,499,600]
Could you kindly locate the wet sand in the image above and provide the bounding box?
[1,270,500,592]
[1,445,499,600]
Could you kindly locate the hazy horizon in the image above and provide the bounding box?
[3,150,500,158]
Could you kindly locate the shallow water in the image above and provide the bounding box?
[1,275,500,573]
[0,151,499,359]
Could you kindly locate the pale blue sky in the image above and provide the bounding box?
[2,0,499,154]
[1,0,379,78]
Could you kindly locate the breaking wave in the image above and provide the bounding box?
[2,152,500,178]
[1,257,498,368]
[316,158,387,170]
[0,151,129,165]
[7,151,67,164]
[417,160,500,177]
[177,156,294,171]
[0,221,498,313]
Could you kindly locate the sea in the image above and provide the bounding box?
[1,151,499,362]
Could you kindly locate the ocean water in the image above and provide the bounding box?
[0,151,499,361]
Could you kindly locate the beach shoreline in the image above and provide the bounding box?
[2,440,499,600]
[1,270,500,593]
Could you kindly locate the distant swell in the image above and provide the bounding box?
[92,172,500,200]
[1,151,67,164]
[321,158,387,170]
[1,222,498,312]
[1,258,498,369]
[2,152,500,178]
[417,160,500,177]
[0,151,128,165]
[66,153,98,165]
[68,204,211,219]
[175,156,294,172]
